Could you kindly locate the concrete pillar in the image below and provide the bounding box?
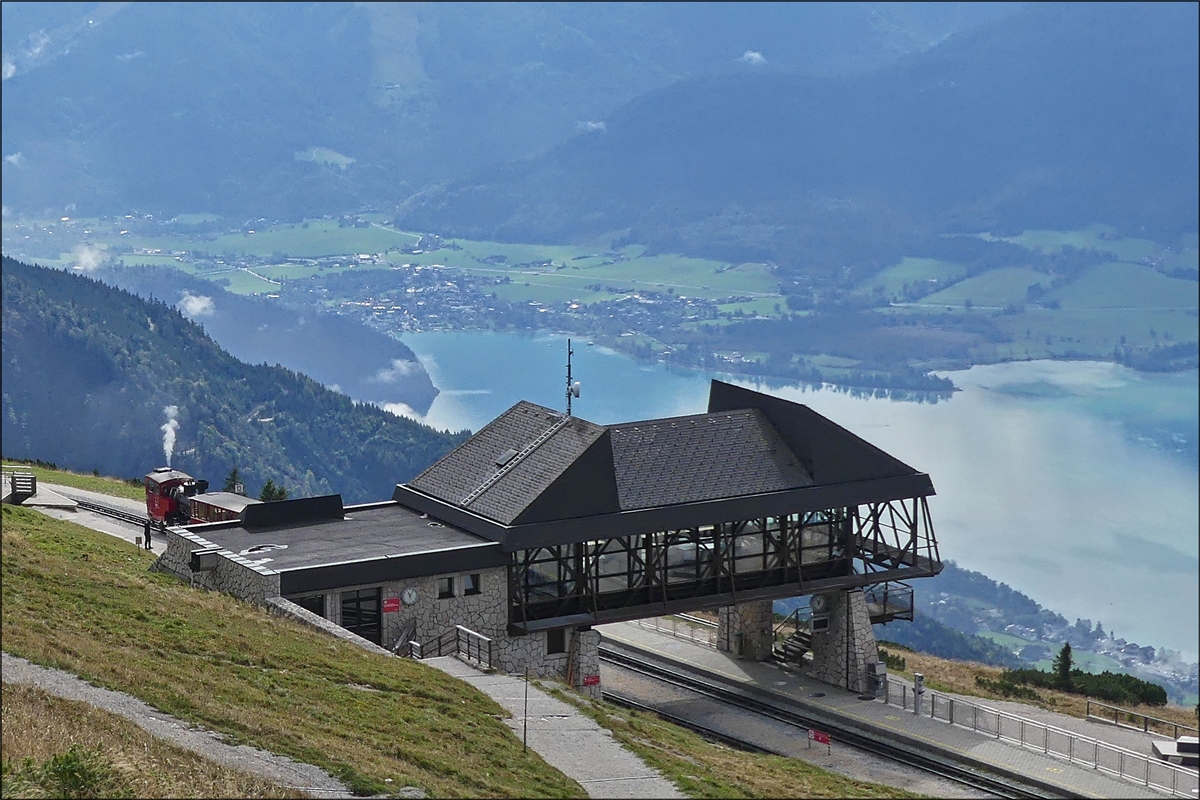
[807,588,877,693]
[568,628,603,699]
[717,600,774,661]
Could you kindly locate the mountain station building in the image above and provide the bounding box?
[153,380,942,696]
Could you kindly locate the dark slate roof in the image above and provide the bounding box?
[407,401,617,525]
[396,380,935,550]
[608,409,812,510]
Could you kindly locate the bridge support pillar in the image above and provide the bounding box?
[808,588,877,693]
[717,600,774,661]
[568,628,603,700]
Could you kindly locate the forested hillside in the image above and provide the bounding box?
[1,257,466,502]
[397,3,1197,272]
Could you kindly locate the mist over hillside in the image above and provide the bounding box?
[1,2,1019,220]
[91,264,440,415]
[1,257,465,502]
[396,2,1198,274]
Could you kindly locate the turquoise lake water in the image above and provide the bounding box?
[398,330,1199,661]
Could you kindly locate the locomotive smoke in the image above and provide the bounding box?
[161,405,180,467]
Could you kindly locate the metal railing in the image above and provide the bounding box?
[884,677,1199,797]
[406,624,494,670]
[634,614,718,649]
[1087,699,1200,741]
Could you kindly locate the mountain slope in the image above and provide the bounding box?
[91,264,439,415]
[1,2,1019,220]
[1,257,465,502]
[396,2,1198,271]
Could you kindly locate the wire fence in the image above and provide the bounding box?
[884,677,1199,797]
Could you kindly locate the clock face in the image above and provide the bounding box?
[401,587,418,606]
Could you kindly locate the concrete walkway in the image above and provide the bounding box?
[425,656,684,799]
[22,481,169,556]
[600,621,1193,799]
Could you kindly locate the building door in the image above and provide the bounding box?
[341,588,381,644]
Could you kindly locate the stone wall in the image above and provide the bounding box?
[717,600,774,661]
[287,566,600,688]
[150,526,280,604]
[807,589,877,693]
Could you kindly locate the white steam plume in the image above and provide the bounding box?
[177,291,215,318]
[161,405,180,466]
[72,244,104,271]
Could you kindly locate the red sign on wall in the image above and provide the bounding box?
[582,674,601,686]
[382,597,401,613]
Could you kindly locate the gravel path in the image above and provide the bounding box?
[1,652,361,798]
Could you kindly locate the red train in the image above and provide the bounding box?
[144,467,261,525]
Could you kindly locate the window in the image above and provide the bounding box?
[546,628,566,655]
[437,577,455,599]
[292,594,325,618]
[463,573,481,596]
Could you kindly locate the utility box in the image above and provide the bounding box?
[189,547,221,572]
[867,661,887,697]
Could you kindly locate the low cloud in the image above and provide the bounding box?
[177,292,215,318]
[382,402,424,423]
[71,244,105,271]
[4,152,24,167]
[737,50,767,65]
[116,50,145,62]
[2,58,15,80]
[580,120,607,133]
[370,358,421,384]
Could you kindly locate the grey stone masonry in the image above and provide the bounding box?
[717,600,774,661]
[569,628,603,700]
[151,526,280,605]
[264,597,393,657]
[807,588,877,693]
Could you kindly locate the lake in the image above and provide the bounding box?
[398,330,1199,661]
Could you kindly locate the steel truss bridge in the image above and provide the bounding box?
[508,496,939,634]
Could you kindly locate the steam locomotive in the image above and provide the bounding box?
[144,467,259,525]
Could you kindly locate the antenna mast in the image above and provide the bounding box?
[566,339,574,416]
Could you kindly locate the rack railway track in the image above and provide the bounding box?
[599,642,1062,799]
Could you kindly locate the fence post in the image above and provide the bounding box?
[1119,750,1124,779]
[949,698,954,725]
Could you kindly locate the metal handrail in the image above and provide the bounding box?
[1086,699,1199,740]
[634,615,718,648]
[884,676,1198,797]
[405,625,493,670]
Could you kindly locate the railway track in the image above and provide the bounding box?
[68,496,150,527]
[599,642,1062,799]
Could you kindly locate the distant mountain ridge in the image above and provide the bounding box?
[0,2,1019,220]
[1,257,466,503]
[396,2,1198,273]
[91,264,439,415]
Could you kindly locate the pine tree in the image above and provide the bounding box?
[259,479,288,502]
[222,467,242,493]
[1053,642,1074,689]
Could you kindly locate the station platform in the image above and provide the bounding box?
[598,620,1186,799]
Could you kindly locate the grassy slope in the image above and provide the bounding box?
[1,505,584,798]
[878,642,1198,735]
[3,460,145,502]
[2,682,301,798]
[546,686,923,799]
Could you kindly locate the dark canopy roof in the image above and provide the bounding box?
[396,380,934,551]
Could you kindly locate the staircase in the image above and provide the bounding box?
[772,607,813,664]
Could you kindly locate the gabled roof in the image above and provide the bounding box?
[608,408,812,510]
[407,401,619,526]
[396,380,935,550]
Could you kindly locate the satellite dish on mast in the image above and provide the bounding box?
[570,381,581,398]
